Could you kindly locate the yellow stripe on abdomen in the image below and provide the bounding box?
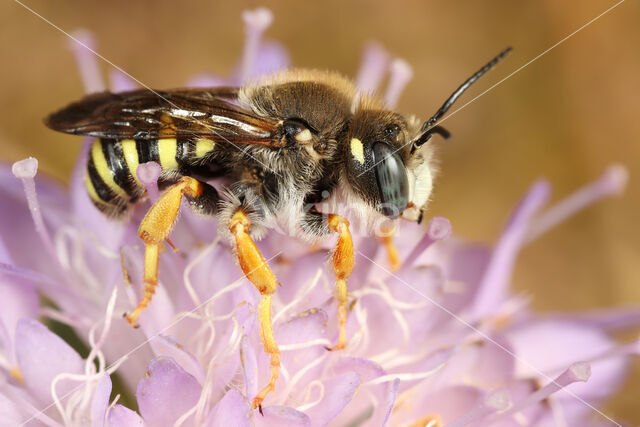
[158,138,179,170]
[120,139,141,185]
[91,140,127,197]
[195,138,215,160]
[84,173,101,203]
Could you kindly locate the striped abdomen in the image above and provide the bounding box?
[85,137,216,217]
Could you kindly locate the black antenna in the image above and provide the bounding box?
[413,47,512,150]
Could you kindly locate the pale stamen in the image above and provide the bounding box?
[526,164,628,243]
[385,58,413,108]
[282,352,330,406]
[490,362,591,423]
[183,238,220,307]
[109,69,138,92]
[295,380,325,412]
[68,30,105,94]
[402,217,452,269]
[240,7,274,82]
[136,161,162,203]
[446,389,511,427]
[366,362,445,385]
[273,268,323,323]
[355,42,389,94]
[12,158,59,265]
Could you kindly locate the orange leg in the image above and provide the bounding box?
[381,233,401,271]
[125,177,203,327]
[229,210,280,410]
[327,214,355,351]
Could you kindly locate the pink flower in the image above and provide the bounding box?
[1,7,638,427]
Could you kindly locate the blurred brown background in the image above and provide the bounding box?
[1,0,639,422]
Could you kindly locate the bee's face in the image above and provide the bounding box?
[344,110,427,220]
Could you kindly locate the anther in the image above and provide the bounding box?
[137,162,162,202]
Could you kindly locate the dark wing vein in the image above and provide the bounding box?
[45,87,282,146]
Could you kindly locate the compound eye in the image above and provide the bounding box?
[373,142,409,218]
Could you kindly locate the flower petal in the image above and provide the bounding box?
[507,319,626,400]
[15,318,84,403]
[0,276,39,357]
[0,393,23,425]
[108,404,145,427]
[304,371,361,426]
[240,336,258,398]
[547,308,640,331]
[136,357,202,427]
[206,388,251,427]
[378,378,399,427]
[471,180,550,318]
[149,335,205,383]
[255,406,311,427]
[90,374,112,427]
[250,40,290,78]
[272,310,329,390]
[393,385,483,425]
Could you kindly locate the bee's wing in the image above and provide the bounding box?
[45,87,283,146]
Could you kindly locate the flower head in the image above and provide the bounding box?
[1,7,638,427]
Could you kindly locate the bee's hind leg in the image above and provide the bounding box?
[227,206,280,410]
[125,176,219,327]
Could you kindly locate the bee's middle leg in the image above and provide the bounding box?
[302,211,355,351]
[380,229,401,271]
[125,176,219,327]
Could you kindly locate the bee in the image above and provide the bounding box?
[45,47,510,409]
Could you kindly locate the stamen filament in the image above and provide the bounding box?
[526,164,628,243]
[136,162,162,203]
[240,8,273,82]
[68,30,105,94]
[355,42,389,94]
[446,389,511,427]
[385,58,413,108]
[402,217,452,269]
[490,362,591,423]
[12,158,59,266]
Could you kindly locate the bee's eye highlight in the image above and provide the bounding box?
[372,142,409,218]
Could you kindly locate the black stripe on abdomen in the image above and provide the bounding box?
[87,156,114,204]
[136,139,159,164]
[101,139,138,199]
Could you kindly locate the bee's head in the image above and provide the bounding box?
[344,110,433,222]
[343,47,513,223]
